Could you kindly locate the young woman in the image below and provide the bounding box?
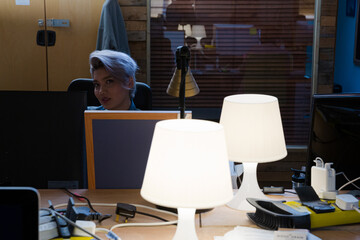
[89,50,139,110]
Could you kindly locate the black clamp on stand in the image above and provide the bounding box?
[175,46,191,119]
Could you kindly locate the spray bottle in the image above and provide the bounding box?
[291,168,306,189]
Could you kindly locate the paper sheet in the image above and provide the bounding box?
[214,226,322,240]
[16,0,30,5]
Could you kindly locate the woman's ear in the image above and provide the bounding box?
[128,77,135,89]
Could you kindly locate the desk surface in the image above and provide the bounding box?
[39,189,360,240]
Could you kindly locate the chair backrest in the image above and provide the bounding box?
[133,82,152,110]
[68,78,100,106]
[68,78,152,110]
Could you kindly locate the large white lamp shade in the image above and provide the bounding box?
[141,119,233,240]
[220,94,287,211]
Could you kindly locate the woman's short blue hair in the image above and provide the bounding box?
[89,50,138,98]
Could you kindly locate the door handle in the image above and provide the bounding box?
[36,30,56,46]
[38,19,70,27]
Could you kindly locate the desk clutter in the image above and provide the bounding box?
[0,187,360,240]
[38,190,179,240]
[0,187,358,239]
[30,187,360,240]
[40,197,112,240]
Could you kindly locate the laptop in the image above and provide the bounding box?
[0,187,39,239]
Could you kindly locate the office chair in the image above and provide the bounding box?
[67,78,152,110]
[133,82,153,110]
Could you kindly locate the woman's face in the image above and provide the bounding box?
[93,67,133,110]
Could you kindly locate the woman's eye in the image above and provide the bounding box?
[93,83,99,88]
[106,79,114,84]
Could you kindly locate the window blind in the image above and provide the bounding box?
[150,0,314,145]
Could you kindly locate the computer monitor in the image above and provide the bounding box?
[84,110,191,189]
[213,23,260,56]
[305,93,360,190]
[0,91,87,189]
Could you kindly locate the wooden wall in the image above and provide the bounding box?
[120,0,148,83]
[317,0,338,93]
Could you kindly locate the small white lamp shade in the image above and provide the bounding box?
[141,119,233,240]
[178,24,192,38]
[220,94,287,211]
[191,25,206,49]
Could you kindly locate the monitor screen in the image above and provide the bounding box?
[0,91,87,189]
[213,24,260,55]
[306,93,360,190]
[84,110,191,189]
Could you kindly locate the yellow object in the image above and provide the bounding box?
[285,201,360,228]
[249,28,257,35]
[204,44,215,49]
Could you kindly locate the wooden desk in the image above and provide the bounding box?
[39,189,360,240]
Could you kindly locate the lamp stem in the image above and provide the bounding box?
[176,46,190,119]
[227,162,268,211]
[172,208,198,240]
[179,57,186,119]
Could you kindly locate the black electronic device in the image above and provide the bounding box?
[0,187,39,239]
[0,91,87,188]
[305,93,360,190]
[295,186,335,213]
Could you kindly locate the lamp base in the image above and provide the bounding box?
[173,208,198,240]
[227,162,268,211]
[193,38,203,50]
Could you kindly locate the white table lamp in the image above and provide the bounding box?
[141,119,233,240]
[191,25,206,49]
[220,94,287,211]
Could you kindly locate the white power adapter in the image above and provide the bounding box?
[311,157,337,199]
[336,194,359,211]
[73,220,96,237]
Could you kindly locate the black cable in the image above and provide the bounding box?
[43,208,102,240]
[135,210,170,223]
[63,188,98,213]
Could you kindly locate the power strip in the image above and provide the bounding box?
[39,216,58,240]
[39,215,96,239]
[73,220,96,237]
